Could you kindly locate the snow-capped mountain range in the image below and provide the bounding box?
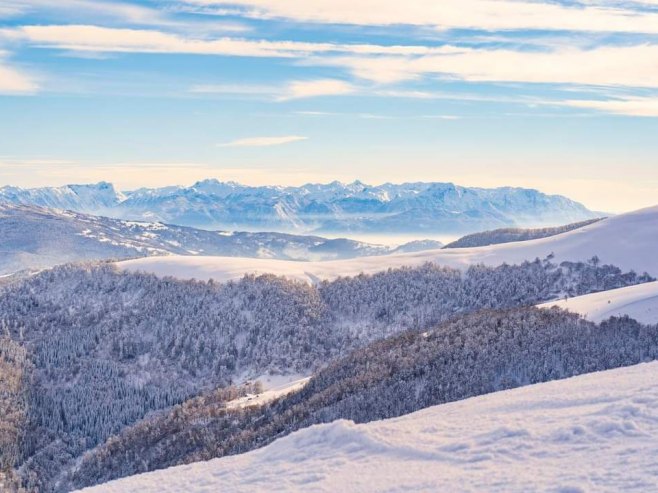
[0,180,599,234]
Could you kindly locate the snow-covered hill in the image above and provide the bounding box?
[539,281,658,325]
[77,361,658,493]
[118,205,658,283]
[0,204,440,276]
[0,179,598,235]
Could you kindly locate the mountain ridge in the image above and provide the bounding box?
[0,203,444,276]
[0,180,600,235]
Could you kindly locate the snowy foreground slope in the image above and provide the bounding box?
[78,362,658,493]
[118,205,658,282]
[539,281,658,325]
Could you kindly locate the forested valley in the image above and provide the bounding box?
[0,257,653,491]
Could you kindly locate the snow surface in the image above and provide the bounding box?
[77,362,658,493]
[117,205,658,283]
[226,375,311,410]
[539,281,658,325]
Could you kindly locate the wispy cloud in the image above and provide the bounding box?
[278,79,355,100]
[326,44,658,88]
[0,52,38,94]
[217,135,308,147]
[12,0,168,26]
[0,25,464,57]
[0,3,23,18]
[183,0,658,34]
[9,24,658,92]
[564,97,658,117]
[190,79,354,101]
[6,0,248,33]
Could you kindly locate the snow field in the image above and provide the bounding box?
[539,281,658,325]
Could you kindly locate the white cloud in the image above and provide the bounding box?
[327,44,658,88]
[2,25,305,57]
[0,3,23,18]
[0,53,38,94]
[217,135,308,147]
[12,0,251,35]
[564,97,658,117]
[13,25,658,91]
[184,0,658,34]
[12,0,168,25]
[189,79,353,100]
[3,23,658,100]
[0,25,463,57]
[278,79,354,100]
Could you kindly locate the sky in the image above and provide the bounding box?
[0,0,657,212]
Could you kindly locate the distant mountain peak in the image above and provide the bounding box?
[0,179,598,235]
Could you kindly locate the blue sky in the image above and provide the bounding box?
[1,0,657,212]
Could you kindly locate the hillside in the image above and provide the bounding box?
[0,204,437,276]
[118,205,658,282]
[0,180,599,235]
[2,259,648,492]
[444,218,603,248]
[65,306,658,491]
[77,361,658,493]
[539,281,658,325]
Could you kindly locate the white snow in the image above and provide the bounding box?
[539,281,658,325]
[226,375,311,410]
[77,362,658,493]
[117,205,658,283]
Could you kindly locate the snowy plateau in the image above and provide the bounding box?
[77,362,658,493]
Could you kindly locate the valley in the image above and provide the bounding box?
[118,205,658,283]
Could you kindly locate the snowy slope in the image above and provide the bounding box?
[539,281,658,324]
[118,205,658,283]
[226,375,311,410]
[77,362,658,493]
